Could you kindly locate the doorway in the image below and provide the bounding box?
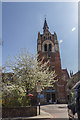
[52,94,56,102]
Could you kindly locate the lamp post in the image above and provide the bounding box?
[37,80,41,115]
[38,92,40,115]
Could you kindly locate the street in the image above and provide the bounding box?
[40,104,69,118]
[2,104,69,120]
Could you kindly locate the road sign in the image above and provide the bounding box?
[37,94,44,98]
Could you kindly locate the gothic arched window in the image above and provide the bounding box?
[49,44,52,51]
[44,44,47,51]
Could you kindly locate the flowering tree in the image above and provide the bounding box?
[2,49,57,107]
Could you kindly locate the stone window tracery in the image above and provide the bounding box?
[49,44,52,51]
[42,40,55,52]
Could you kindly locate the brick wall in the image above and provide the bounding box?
[2,106,37,118]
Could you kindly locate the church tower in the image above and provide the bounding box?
[37,18,69,103]
[37,18,62,76]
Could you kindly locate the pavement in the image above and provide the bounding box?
[40,104,69,118]
[2,104,69,120]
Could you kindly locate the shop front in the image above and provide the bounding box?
[46,89,56,103]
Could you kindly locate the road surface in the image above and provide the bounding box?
[40,104,69,118]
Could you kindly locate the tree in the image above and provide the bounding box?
[2,49,57,107]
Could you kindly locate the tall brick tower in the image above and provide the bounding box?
[37,18,69,103]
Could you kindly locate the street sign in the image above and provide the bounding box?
[46,90,56,92]
[37,94,44,98]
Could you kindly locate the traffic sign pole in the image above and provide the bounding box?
[37,81,41,115]
[39,92,40,115]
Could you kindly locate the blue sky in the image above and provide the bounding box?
[2,2,78,74]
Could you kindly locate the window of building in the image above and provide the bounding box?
[44,44,47,51]
[49,36,51,40]
[49,44,52,51]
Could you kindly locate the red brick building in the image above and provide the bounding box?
[37,18,69,103]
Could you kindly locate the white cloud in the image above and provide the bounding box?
[59,40,63,44]
[72,27,76,32]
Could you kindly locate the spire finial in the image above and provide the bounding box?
[43,17,49,32]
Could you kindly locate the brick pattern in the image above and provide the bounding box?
[2,106,37,118]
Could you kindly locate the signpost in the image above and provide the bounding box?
[37,80,41,115]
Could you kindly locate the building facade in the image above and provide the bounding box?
[37,18,69,103]
[67,71,80,94]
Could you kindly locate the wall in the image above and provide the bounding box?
[2,106,37,118]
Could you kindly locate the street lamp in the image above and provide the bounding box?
[37,80,41,115]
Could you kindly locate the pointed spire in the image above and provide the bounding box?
[43,18,49,32]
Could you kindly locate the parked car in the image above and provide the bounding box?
[67,81,80,120]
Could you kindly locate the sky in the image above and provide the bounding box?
[2,2,78,74]
[78,1,80,72]
[0,2,2,70]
